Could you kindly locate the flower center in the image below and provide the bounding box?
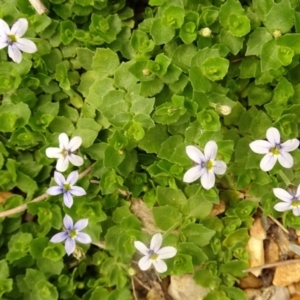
[148,250,158,260]
[270,145,281,156]
[291,197,300,207]
[8,34,17,44]
[203,159,214,171]
[61,148,70,157]
[63,183,72,191]
[68,229,78,239]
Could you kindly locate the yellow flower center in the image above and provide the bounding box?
[69,229,78,239]
[8,34,17,43]
[292,199,300,207]
[61,148,69,157]
[270,146,280,156]
[206,159,214,171]
[150,253,158,260]
[63,183,72,191]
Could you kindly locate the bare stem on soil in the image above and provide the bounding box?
[28,0,48,14]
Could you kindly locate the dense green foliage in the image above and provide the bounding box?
[1,0,300,299]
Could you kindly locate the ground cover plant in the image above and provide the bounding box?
[1,0,300,299]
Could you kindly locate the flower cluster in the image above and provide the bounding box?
[0,18,37,63]
[183,127,300,217]
[46,133,90,255]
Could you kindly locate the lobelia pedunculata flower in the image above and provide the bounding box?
[273,186,300,216]
[249,127,299,172]
[134,233,177,273]
[50,215,91,256]
[0,18,37,63]
[46,133,84,172]
[47,171,86,208]
[183,141,227,190]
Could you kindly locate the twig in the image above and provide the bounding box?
[28,0,48,14]
[243,259,300,273]
[0,164,94,218]
[131,277,138,300]
[133,276,151,291]
[259,205,289,234]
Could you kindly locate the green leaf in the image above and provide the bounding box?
[202,57,229,81]
[219,29,244,55]
[156,187,186,208]
[60,20,76,45]
[150,18,175,45]
[182,224,215,247]
[92,48,120,77]
[152,205,182,230]
[246,28,273,56]
[229,14,250,37]
[247,82,272,106]
[0,260,9,279]
[162,6,185,29]
[261,39,282,72]
[197,109,220,131]
[189,66,211,92]
[77,48,94,70]
[264,0,294,33]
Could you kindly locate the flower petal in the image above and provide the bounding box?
[65,238,76,256]
[75,232,92,244]
[150,233,162,252]
[15,38,37,53]
[204,141,217,160]
[68,136,82,152]
[274,202,291,212]
[8,44,22,63]
[138,256,152,271]
[293,207,300,216]
[249,140,271,154]
[50,232,68,243]
[153,259,167,273]
[201,171,215,190]
[56,156,69,172]
[296,184,300,198]
[0,36,8,49]
[183,166,205,183]
[157,246,177,259]
[213,160,227,175]
[47,186,63,196]
[46,147,61,158]
[11,18,28,37]
[185,146,204,164]
[63,215,73,230]
[74,219,88,231]
[278,151,294,169]
[0,19,10,36]
[273,188,293,202]
[63,192,73,208]
[70,186,86,196]
[266,127,280,146]
[260,153,277,172]
[67,171,78,185]
[281,139,299,152]
[59,133,69,150]
[68,154,84,167]
[54,171,65,186]
[134,241,149,256]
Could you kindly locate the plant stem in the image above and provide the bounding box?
[0,164,94,218]
[278,170,291,186]
[162,222,180,238]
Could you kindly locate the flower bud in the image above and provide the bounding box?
[216,104,231,115]
[272,29,282,39]
[200,27,212,37]
[142,69,151,76]
[128,267,136,276]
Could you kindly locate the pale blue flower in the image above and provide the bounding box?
[47,171,86,208]
[50,215,91,256]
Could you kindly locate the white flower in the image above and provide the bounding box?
[249,127,299,172]
[46,133,84,172]
[0,18,37,63]
[273,186,300,216]
[134,233,177,273]
[183,141,227,190]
